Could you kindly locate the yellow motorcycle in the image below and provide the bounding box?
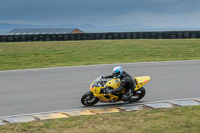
[81,76,150,106]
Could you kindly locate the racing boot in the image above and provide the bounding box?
[122,95,130,101]
[122,88,133,101]
[129,91,139,102]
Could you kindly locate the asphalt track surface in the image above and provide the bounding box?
[0,60,200,117]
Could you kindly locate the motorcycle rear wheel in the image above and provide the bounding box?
[129,87,146,102]
[81,91,99,106]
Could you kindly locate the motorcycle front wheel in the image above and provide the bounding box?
[81,91,99,106]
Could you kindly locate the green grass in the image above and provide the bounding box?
[0,39,200,70]
[0,106,200,133]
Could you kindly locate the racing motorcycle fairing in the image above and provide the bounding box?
[89,76,150,103]
[90,77,124,102]
[134,76,150,91]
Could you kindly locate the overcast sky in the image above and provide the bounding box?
[1,0,200,28]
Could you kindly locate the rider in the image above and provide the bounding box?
[102,66,135,101]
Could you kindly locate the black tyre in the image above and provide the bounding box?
[129,87,146,102]
[81,91,99,106]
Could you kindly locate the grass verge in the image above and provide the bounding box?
[0,106,200,133]
[0,39,200,70]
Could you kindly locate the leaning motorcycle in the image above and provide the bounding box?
[81,76,150,106]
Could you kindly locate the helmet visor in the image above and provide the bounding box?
[113,71,120,78]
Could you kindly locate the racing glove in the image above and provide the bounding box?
[101,75,107,79]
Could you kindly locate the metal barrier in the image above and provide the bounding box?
[0,31,200,42]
